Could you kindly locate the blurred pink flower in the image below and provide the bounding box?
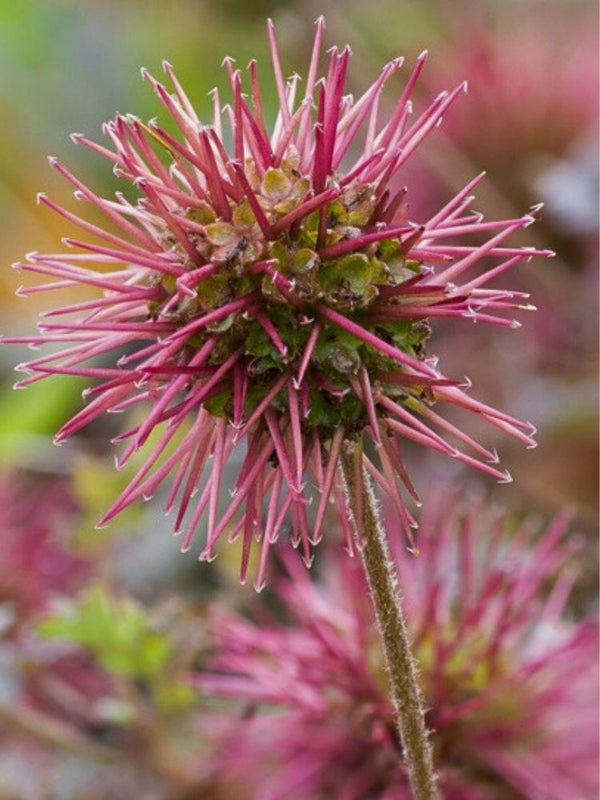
[196,488,598,799]
[0,473,89,622]
[427,9,598,190]
[8,20,550,586]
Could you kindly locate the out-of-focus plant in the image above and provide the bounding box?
[4,586,208,800]
[0,472,89,626]
[3,486,596,800]
[195,488,599,800]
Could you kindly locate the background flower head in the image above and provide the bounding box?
[0,471,89,626]
[195,486,599,800]
[7,19,551,585]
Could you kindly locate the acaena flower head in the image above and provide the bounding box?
[7,19,552,586]
[195,489,599,800]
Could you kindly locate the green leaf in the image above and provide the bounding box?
[204,221,237,246]
[232,198,257,229]
[186,202,216,225]
[196,274,232,308]
[290,248,318,276]
[261,167,291,201]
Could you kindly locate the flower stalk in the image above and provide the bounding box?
[339,445,438,800]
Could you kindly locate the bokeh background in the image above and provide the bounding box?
[0,1,597,797]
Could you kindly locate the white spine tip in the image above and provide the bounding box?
[498,471,513,484]
[487,448,500,464]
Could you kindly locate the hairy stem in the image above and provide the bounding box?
[339,444,439,800]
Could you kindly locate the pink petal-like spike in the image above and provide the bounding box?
[232,361,248,428]
[197,129,233,220]
[248,59,268,143]
[312,426,345,544]
[171,428,215,526]
[165,292,261,343]
[162,59,200,123]
[317,223,410,261]
[167,347,244,425]
[134,178,206,267]
[377,442,419,553]
[296,16,325,155]
[394,84,467,171]
[233,370,291,444]
[209,434,275,547]
[352,367,381,446]
[413,402,497,462]
[286,384,305,490]
[294,321,321,388]
[239,96,274,172]
[273,95,313,165]
[377,49,428,152]
[379,429,420,506]
[264,410,302,496]
[271,186,341,234]
[179,476,215,553]
[349,436,365,541]
[255,310,287,356]
[434,385,536,440]
[432,217,535,284]
[207,418,228,546]
[62,237,184,276]
[133,338,216,448]
[334,59,402,168]
[266,19,291,129]
[385,416,457,458]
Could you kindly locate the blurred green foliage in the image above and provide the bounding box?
[37,584,172,678]
[37,583,195,712]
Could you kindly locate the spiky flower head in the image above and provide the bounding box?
[8,19,551,586]
[196,489,599,800]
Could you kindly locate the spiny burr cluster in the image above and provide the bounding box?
[7,19,551,586]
